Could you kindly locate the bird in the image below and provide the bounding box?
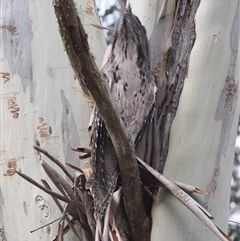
[89,5,157,239]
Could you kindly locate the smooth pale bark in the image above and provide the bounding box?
[151,1,239,241]
[0,0,105,240]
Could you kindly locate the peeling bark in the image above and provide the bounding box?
[147,0,201,173]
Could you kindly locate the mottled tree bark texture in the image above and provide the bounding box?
[145,0,200,173]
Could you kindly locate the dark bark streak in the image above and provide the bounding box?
[147,0,201,173]
[53,1,150,240]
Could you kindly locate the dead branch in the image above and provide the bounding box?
[137,157,231,241]
[16,171,73,204]
[33,145,74,182]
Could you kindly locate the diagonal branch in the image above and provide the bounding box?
[137,157,231,241]
[53,0,150,240]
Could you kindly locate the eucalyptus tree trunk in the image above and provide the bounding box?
[0,0,105,240]
[147,1,240,241]
[0,0,239,241]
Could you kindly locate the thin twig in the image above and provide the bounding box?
[16,171,73,204]
[30,217,61,233]
[33,145,74,182]
[41,180,82,240]
[41,161,85,212]
[90,23,114,31]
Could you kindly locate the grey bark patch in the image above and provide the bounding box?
[204,5,239,208]
[204,74,238,209]
[0,0,34,102]
[146,0,201,173]
[60,90,80,176]
[23,201,28,217]
[215,75,238,121]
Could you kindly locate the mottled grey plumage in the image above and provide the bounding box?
[90,6,157,220]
